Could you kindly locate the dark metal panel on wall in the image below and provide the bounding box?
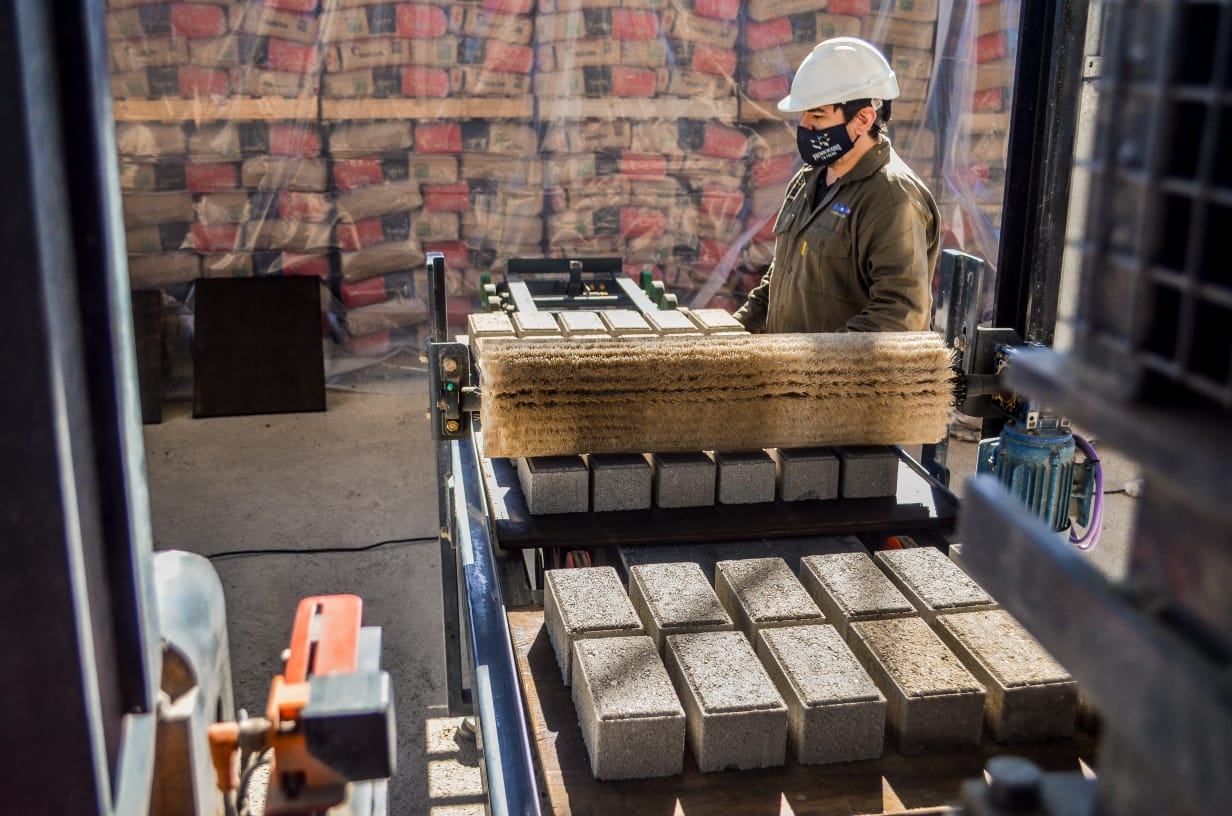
[0,0,158,812]
[993,0,1092,345]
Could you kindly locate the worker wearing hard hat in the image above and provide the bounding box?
[735,38,941,333]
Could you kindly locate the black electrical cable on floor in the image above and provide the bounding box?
[206,535,437,561]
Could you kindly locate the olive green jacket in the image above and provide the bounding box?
[734,137,940,333]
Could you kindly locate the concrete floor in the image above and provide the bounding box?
[143,381,1139,815]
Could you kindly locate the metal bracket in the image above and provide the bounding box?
[428,342,473,441]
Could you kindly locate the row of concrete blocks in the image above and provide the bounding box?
[545,549,1079,780]
[517,445,900,514]
[467,307,748,342]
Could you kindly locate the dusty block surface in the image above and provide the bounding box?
[716,557,825,642]
[628,562,734,653]
[544,567,644,686]
[516,455,588,515]
[774,447,840,502]
[686,308,746,334]
[936,610,1077,743]
[665,631,787,772]
[466,311,516,339]
[589,453,652,512]
[511,311,562,337]
[714,450,776,505]
[757,625,886,764]
[875,547,998,622]
[599,309,654,336]
[651,452,716,508]
[572,636,686,780]
[848,617,986,754]
[558,311,609,337]
[800,553,916,640]
[836,446,899,498]
[645,309,700,335]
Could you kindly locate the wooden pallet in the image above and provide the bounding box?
[508,610,1095,816]
[113,97,317,122]
[539,97,738,122]
[321,97,534,120]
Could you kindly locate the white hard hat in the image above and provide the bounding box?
[778,37,900,113]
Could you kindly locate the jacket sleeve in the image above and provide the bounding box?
[733,261,773,333]
[846,193,933,332]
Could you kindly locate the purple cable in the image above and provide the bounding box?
[1070,433,1103,550]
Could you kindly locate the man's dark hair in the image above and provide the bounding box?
[839,98,892,139]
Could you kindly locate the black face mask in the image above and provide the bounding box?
[797,122,855,168]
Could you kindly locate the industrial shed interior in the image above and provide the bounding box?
[3,0,1230,815]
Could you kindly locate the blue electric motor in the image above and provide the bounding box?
[977,421,1076,534]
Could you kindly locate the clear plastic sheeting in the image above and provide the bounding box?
[107,0,1019,390]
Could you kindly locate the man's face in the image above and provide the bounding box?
[799,104,847,131]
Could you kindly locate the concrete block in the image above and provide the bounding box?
[628,562,735,653]
[835,446,900,498]
[935,610,1077,743]
[644,309,700,335]
[757,625,886,764]
[544,567,644,686]
[558,310,609,338]
[571,636,686,780]
[599,309,654,337]
[773,447,840,502]
[714,450,776,505]
[848,617,986,754]
[685,308,746,334]
[875,547,998,623]
[516,456,589,515]
[799,553,916,641]
[511,311,562,338]
[664,631,787,772]
[466,311,516,339]
[589,453,652,512]
[651,452,716,508]
[715,557,825,642]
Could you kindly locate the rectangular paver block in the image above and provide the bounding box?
[685,308,746,334]
[800,553,916,641]
[466,311,516,339]
[572,636,686,779]
[714,450,776,505]
[544,567,645,686]
[875,547,998,623]
[589,453,652,512]
[935,610,1077,743]
[629,562,735,653]
[848,617,986,754]
[558,310,610,337]
[599,309,654,336]
[516,455,589,515]
[757,625,886,764]
[716,557,825,642]
[511,311,562,337]
[836,446,900,498]
[665,631,787,772]
[644,309,701,335]
[774,447,840,502]
[651,452,716,508]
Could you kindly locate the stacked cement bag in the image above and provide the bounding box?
[108,1,329,289]
[318,0,541,355]
[535,0,748,308]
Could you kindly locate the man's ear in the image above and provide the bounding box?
[853,105,877,136]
